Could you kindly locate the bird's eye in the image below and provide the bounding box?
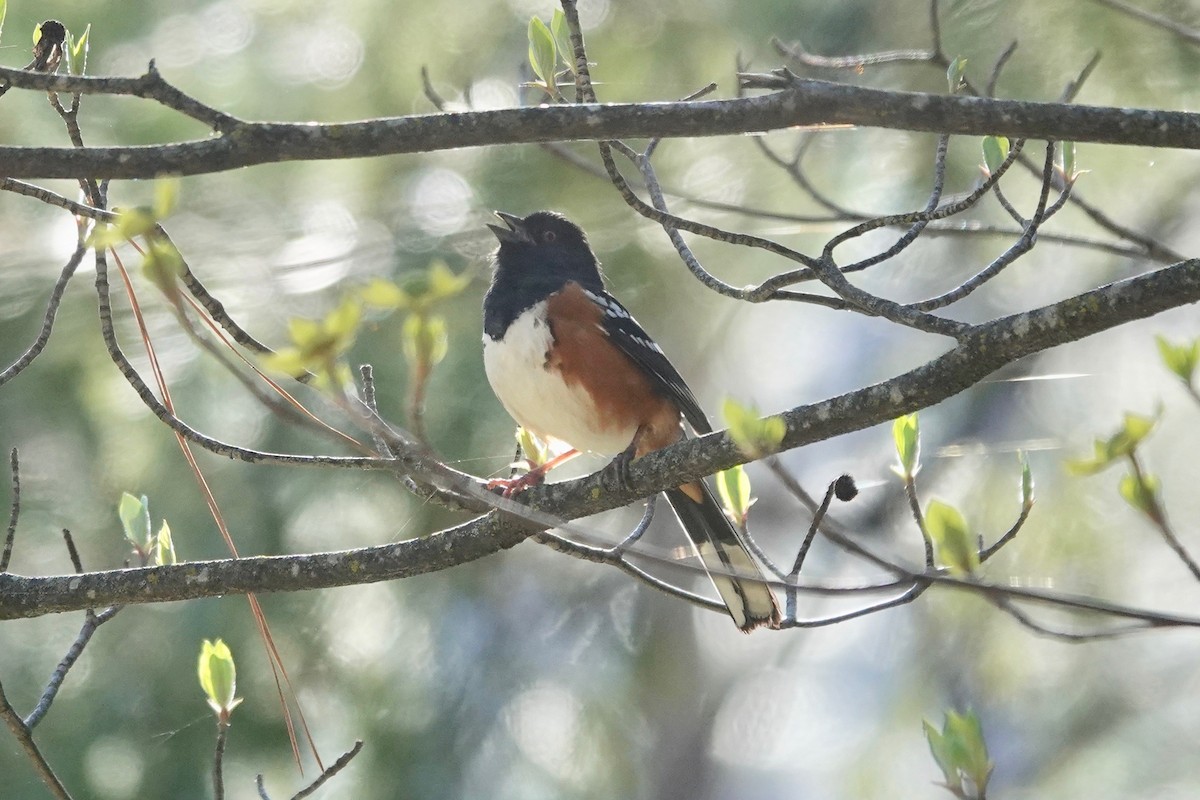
[541,230,557,243]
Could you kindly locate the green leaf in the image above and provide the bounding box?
[261,348,309,379]
[892,413,920,478]
[1118,411,1157,448]
[266,298,362,386]
[1019,450,1034,509]
[527,16,557,86]
[402,313,449,367]
[516,426,551,468]
[198,639,242,720]
[386,261,470,311]
[143,237,184,295]
[1061,140,1076,180]
[923,720,963,793]
[426,260,471,302]
[925,499,978,575]
[722,398,785,458]
[1064,440,1112,475]
[152,176,179,220]
[66,23,89,75]
[945,709,993,794]
[946,56,968,92]
[89,207,159,248]
[1156,335,1200,385]
[550,9,574,74]
[32,19,41,45]
[981,135,1009,175]
[360,277,409,309]
[0,0,8,46]
[118,492,151,547]
[154,520,177,566]
[1066,410,1159,474]
[325,297,363,342]
[1119,472,1160,516]
[716,464,752,525]
[926,710,992,797]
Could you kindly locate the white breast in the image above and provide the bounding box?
[484,305,637,455]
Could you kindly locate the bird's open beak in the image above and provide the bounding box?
[487,211,532,244]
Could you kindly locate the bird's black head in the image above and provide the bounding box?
[484,210,605,338]
[488,210,602,289]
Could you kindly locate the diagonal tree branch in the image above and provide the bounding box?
[1,257,1197,620]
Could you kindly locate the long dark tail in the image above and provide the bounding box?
[665,482,781,632]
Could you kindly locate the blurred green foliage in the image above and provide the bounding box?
[2,1,1200,799]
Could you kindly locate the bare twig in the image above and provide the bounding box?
[2,449,18,573]
[784,477,839,620]
[24,531,122,730]
[909,142,1063,311]
[754,136,870,220]
[213,721,230,800]
[904,473,936,569]
[0,679,73,800]
[24,604,121,730]
[0,242,90,388]
[0,178,117,220]
[990,596,1153,641]
[1085,0,1200,47]
[289,740,364,800]
[985,41,1019,98]
[1128,452,1200,583]
[773,36,936,68]
[781,583,927,630]
[980,504,1033,563]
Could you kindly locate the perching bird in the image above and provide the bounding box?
[482,210,780,632]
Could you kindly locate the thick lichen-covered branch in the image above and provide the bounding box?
[1,66,1199,179]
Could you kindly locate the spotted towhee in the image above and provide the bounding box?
[483,210,781,632]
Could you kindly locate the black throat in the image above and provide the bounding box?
[483,243,604,340]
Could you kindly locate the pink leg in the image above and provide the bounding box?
[487,449,581,497]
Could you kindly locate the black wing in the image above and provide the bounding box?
[584,289,712,435]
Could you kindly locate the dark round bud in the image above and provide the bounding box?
[39,21,67,44]
[833,474,857,502]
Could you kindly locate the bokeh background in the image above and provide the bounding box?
[2,0,1200,798]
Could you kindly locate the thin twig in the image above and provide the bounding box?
[980,504,1033,563]
[1128,452,1200,583]
[213,721,230,800]
[24,604,121,730]
[833,133,953,274]
[176,255,278,358]
[0,178,117,220]
[990,596,1152,641]
[612,142,844,309]
[0,678,73,800]
[754,136,870,220]
[985,41,1019,98]
[785,478,838,621]
[909,142,1062,311]
[773,36,936,68]
[780,583,927,629]
[290,740,364,800]
[0,242,90,388]
[1,449,18,573]
[904,474,935,570]
[1085,0,1200,47]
